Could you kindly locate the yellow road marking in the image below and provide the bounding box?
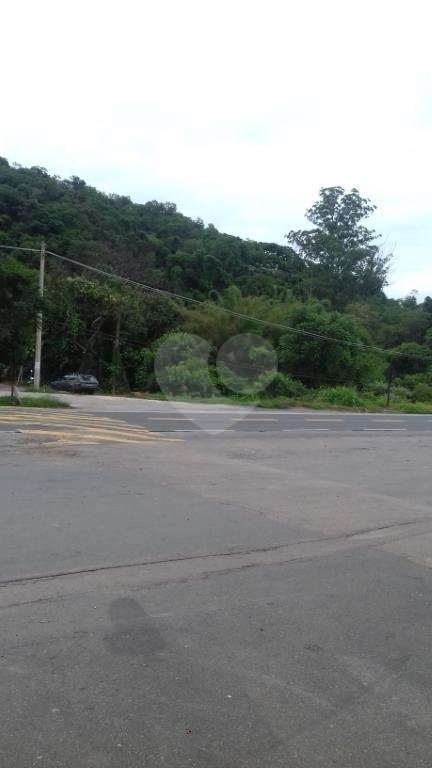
[39,440,100,446]
[1,418,156,435]
[49,425,159,439]
[0,412,160,434]
[0,413,131,425]
[0,409,182,445]
[18,429,160,444]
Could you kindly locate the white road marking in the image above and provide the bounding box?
[147,417,189,421]
[239,417,278,421]
[371,419,406,423]
[305,418,344,422]
[284,428,330,432]
[359,428,407,431]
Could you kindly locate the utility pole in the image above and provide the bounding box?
[385,363,395,408]
[111,311,121,395]
[34,240,46,390]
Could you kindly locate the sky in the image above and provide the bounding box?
[1,0,431,299]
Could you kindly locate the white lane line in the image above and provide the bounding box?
[203,429,226,433]
[305,418,344,422]
[359,428,407,431]
[371,419,406,423]
[147,410,257,415]
[284,428,329,432]
[239,418,278,422]
[147,417,189,421]
[162,429,204,433]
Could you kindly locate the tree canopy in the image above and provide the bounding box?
[0,158,431,402]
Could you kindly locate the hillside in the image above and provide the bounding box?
[0,158,431,408]
[0,157,304,300]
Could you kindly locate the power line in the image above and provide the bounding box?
[76,328,388,388]
[44,248,426,361]
[0,244,41,254]
[0,243,428,362]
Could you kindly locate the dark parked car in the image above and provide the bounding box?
[50,373,99,393]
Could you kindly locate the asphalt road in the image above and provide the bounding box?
[1,402,432,766]
[85,408,432,432]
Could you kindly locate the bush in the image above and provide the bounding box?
[364,381,387,396]
[315,386,364,407]
[391,343,431,375]
[397,373,430,392]
[413,383,432,402]
[391,386,413,402]
[258,372,306,398]
[155,331,210,368]
[156,359,213,398]
[216,363,252,395]
[133,348,155,391]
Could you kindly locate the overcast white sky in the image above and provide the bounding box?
[1,0,431,298]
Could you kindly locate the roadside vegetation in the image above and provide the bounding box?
[133,385,432,414]
[0,159,431,412]
[0,395,68,408]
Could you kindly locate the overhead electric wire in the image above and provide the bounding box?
[76,328,386,388]
[0,245,41,254]
[44,248,424,361]
[0,244,428,362]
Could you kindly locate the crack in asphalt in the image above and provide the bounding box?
[0,517,426,589]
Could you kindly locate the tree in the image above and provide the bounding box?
[0,255,39,399]
[277,302,381,387]
[390,342,431,376]
[286,187,392,307]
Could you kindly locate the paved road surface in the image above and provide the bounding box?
[85,408,432,432]
[1,400,432,766]
[1,397,432,440]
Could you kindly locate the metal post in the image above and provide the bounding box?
[34,240,46,390]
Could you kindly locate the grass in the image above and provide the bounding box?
[0,395,69,408]
[23,384,55,393]
[259,395,432,413]
[132,390,260,407]
[388,400,432,414]
[131,389,432,413]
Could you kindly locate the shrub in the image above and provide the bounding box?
[155,331,210,368]
[216,363,252,395]
[364,381,387,396]
[391,343,431,375]
[133,348,155,391]
[413,383,432,402]
[157,360,213,398]
[258,372,306,398]
[391,386,413,402]
[316,386,364,407]
[398,373,430,392]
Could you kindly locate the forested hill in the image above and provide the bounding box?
[0,157,303,300]
[1,157,432,406]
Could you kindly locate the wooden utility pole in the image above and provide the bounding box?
[111,312,121,395]
[385,363,395,408]
[34,240,46,390]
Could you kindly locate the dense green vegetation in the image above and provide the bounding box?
[0,395,68,408]
[0,157,431,410]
